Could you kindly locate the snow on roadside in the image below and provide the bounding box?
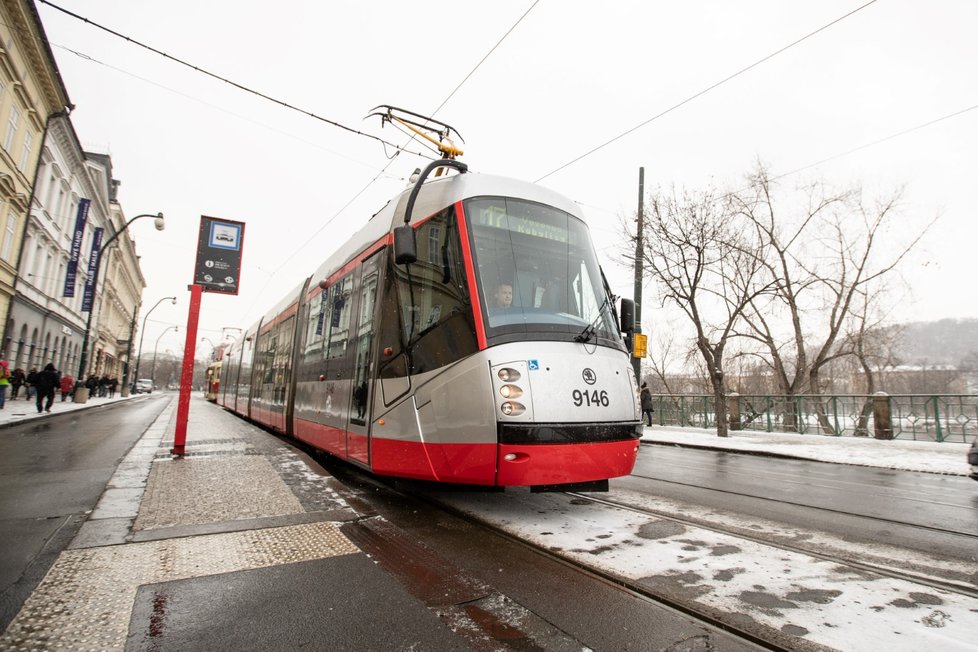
[438,489,978,652]
[641,425,972,476]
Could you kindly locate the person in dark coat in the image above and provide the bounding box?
[640,382,655,426]
[35,363,60,414]
[26,367,38,399]
[10,367,24,399]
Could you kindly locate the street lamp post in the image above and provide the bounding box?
[120,302,141,397]
[200,337,216,361]
[151,325,178,390]
[221,326,242,343]
[76,212,164,395]
[131,296,177,392]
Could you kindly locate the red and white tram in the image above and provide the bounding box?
[218,159,642,490]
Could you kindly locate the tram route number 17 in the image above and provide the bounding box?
[572,389,609,407]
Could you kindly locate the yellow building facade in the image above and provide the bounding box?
[0,0,71,356]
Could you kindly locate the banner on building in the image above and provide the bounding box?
[81,227,104,312]
[63,198,91,298]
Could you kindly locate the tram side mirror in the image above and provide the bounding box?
[393,225,417,265]
[619,298,635,333]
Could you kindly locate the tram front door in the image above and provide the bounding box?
[344,255,380,465]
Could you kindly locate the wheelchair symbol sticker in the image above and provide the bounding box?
[528,360,539,370]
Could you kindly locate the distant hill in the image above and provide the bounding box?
[894,318,978,367]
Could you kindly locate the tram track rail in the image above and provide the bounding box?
[628,471,977,542]
[410,486,804,652]
[565,490,978,601]
[310,452,792,651]
[285,436,978,650]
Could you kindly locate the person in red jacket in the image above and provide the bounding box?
[60,374,75,402]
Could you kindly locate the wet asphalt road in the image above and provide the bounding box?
[0,396,168,630]
[627,445,978,563]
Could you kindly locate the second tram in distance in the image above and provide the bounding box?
[218,160,642,491]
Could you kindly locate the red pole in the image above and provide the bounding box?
[172,284,203,456]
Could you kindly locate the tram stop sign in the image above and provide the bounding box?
[193,216,245,294]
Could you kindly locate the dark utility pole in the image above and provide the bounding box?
[632,167,644,383]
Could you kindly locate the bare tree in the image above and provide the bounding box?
[731,164,929,430]
[840,289,905,434]
[637,188,770,437]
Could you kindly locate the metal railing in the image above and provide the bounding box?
[650,393,978,443]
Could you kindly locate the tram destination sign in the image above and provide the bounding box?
[193,215,245,294]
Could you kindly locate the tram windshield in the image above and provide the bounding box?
[465,197,621,346]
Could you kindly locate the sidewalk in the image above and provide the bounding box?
[0,389,137,427]
[0,392,467,651]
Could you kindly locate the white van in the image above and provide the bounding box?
[134,379,154,394]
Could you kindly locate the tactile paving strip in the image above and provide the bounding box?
[0,522,358,651]
[134,455,304,531]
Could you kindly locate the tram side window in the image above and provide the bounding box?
[380,206,477,377]
[377,252,407,380]
[350,268,378,425]
[297,289,329,382]
[300,287,329,381]
[272,315,294,403]
[263,336,276,385]
[253,330,275,396]
[326,276,353,365]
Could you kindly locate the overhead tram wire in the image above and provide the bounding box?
[50,43,430,172]
[428,0,539,117]
[38,0,431,160]
[763,102,978,185]
[585,101,978,258]
[534,0,881,183]
[244,0,541,304]
[42,0,539,327]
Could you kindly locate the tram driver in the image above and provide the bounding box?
[492,282,514,309]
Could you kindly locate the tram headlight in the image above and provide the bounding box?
[497,368,521,382]
[499,384,523,399]
[501,401,526,416]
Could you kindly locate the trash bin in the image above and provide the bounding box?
[74,386,89,404]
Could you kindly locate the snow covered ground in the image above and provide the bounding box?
[436,425,978,650]
[441,488,978,651]
[641,424,973,476]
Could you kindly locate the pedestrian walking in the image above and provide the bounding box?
[34,363,60,414]
[640,382,655,426]
[0,360,9,409]
[10,367,24,399]
[59,374,75,401]
[26,367,38,400]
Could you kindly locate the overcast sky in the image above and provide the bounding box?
[35,0,978,359]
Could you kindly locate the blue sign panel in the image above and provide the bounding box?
[81,227,104,312]
[194,216,245,294]
[63,198,91,298]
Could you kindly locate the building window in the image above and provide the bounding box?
[18,130,32,172]
[4,104,19,152]
[44,170,57,208]
[1,204,15,261]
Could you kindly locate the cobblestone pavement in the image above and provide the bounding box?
[0,393,365,651]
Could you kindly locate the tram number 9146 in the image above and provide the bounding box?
[572,389,610,408]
